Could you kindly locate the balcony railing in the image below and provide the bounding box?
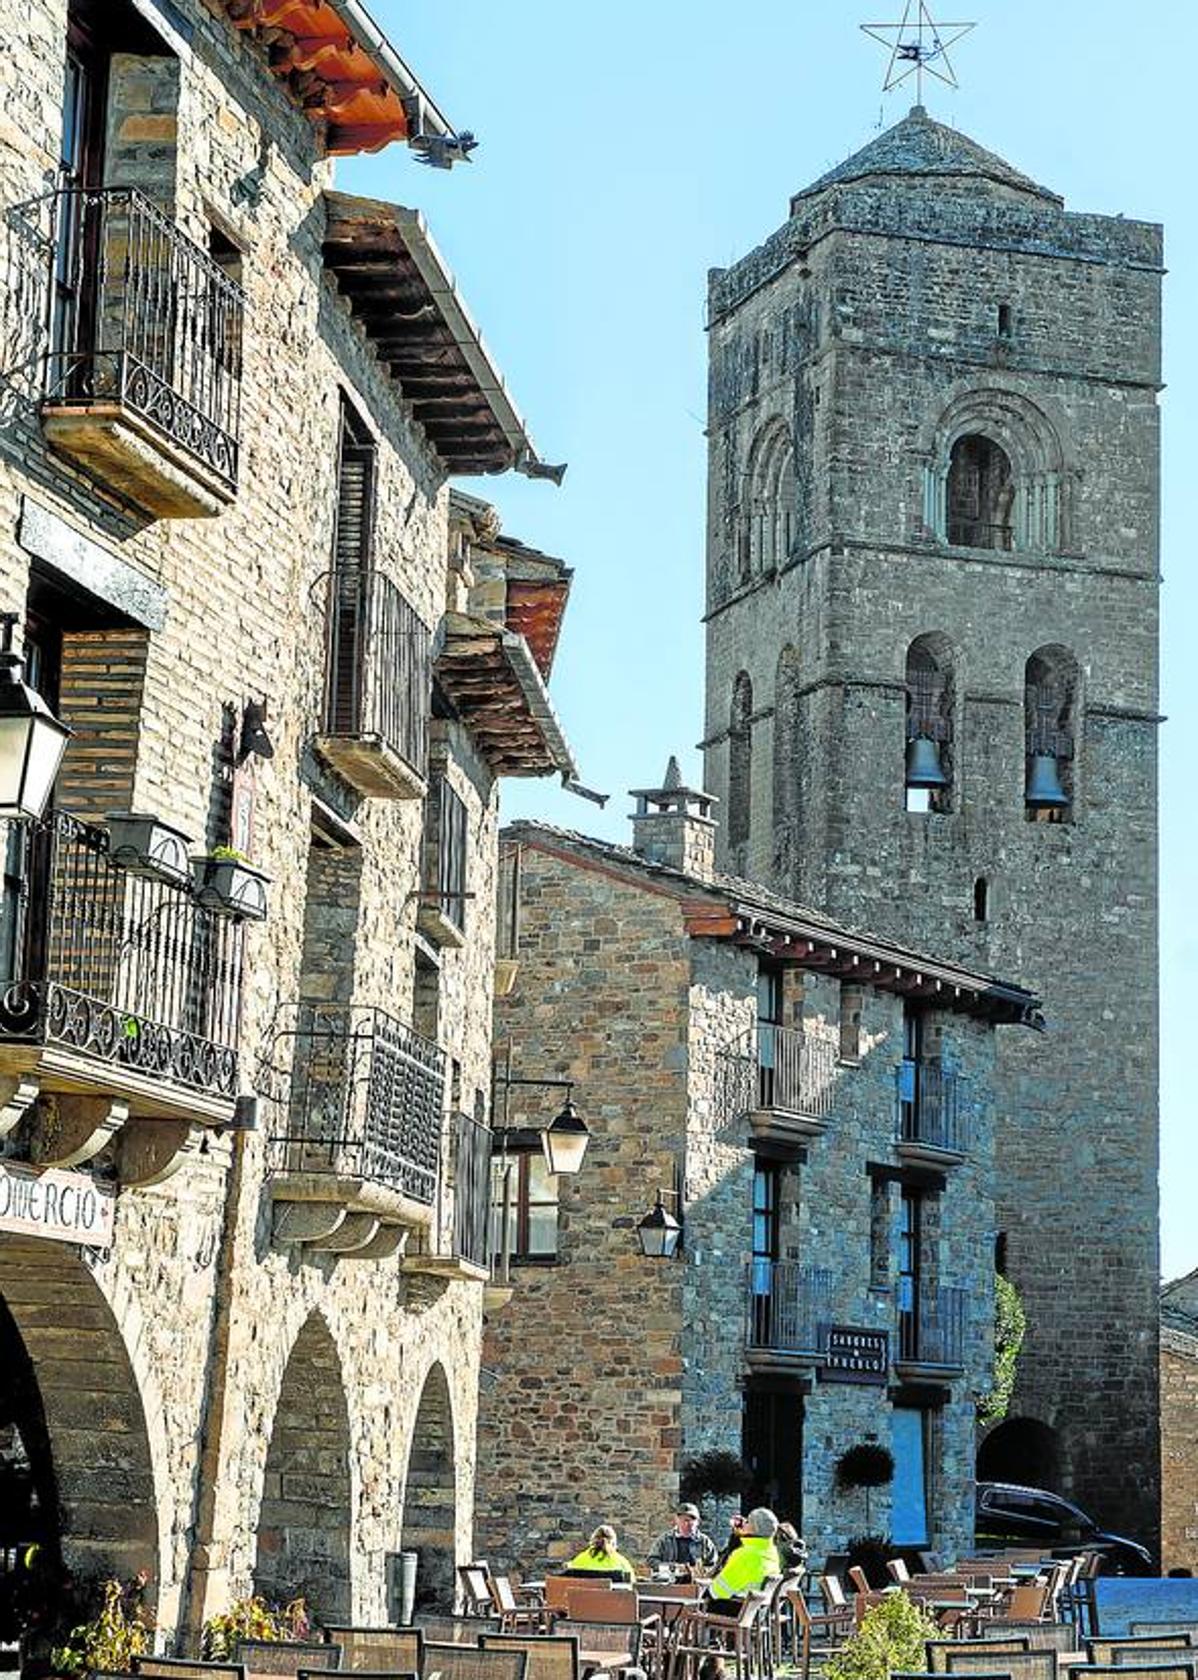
[0,810,243,1098]
[266,1004,443,1204]
[745,1260,835,1357]
[895,1060,969,1154]
[720,1025,837,1124]
[43,187,244,493]
[318,567,432,798]
[452,1110,493,1270]
[897,1282,967,1368]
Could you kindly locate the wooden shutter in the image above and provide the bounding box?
[327,404,377,734]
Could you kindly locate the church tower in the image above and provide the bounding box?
[702,106,1162,1548]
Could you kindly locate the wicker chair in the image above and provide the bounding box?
[419,1645,527,1680]
[1131,1632,1198,1644]
[564,1588,639,1625]
[946,1647,1055,1680]
[136,1663,246,1680]
[1112,1660,1198,1672]
[234,1645,343,1680]
[413,1620,492,1646]
[981,1621,1080,1655]
[481,1634,579,1680]
[1066,1666,1198,1680]
[926,1638,1031,1673]
[1089,1641,1196,1665]
[323,1631,422,1673]
[562,1619,645,1680]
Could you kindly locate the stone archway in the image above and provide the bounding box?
[0,1237,161,1617]
[978,1415,1062,1488]
[254,1312,352,1623]
[401,1364,457,1612]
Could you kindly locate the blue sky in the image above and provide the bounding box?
[340,2,1197,1280]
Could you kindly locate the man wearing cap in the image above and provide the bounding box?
[648,1503,720,1573]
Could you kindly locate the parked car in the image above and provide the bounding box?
[976,1480,1153,1575]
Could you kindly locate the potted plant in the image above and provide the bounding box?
[105,812,194,884]
[50,1574,152,1677]
[679,1448,751,1506]
[834,1442,895,1530]
[191,845,269,922]
[201,1595,310,1659]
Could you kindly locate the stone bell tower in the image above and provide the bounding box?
[702,106,1162,1550]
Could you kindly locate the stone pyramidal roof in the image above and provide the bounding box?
[793,105,1063,208]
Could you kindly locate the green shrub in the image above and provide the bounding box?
[978,1271,1027,1425]
[825,1590,941,1680]
[835,1445,895,1491]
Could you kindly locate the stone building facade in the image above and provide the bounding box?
[476,769,1040,1574]
[1161,1273,1198,1574]
[700,107,1162,1551]
[0,0,572,1649]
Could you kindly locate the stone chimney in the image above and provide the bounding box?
[629,757,718,883]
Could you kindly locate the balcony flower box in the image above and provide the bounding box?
[191,852,269,922]
[105,812,193,885]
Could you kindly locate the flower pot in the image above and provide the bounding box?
[105,812,193,884]
[191,855,269,921]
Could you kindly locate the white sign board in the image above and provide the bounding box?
[0,1163,116,1248]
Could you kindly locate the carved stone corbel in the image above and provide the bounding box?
[28,1094,129,1168]
[272,1199,347,1246]
[311,1212,381,1253]
[0,1076,40,1142]
[115,1119,201,1188]
[346,1222,408,1261]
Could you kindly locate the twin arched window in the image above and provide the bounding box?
[947,435,1014,550]
[925,392,1066,554]
[739,422,795,583]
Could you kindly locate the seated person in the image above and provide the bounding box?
[563,1523,637,1582]
[704,1508,781,1613]
[649,1502,720,1574]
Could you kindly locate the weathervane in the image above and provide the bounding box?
[861,2,975,103]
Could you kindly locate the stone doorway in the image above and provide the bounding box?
[977,1414,1061,1488]
[254,1313,352,1624]
[401,1364,457,1612]
[0,1238,161,1642]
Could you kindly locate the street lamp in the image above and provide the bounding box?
[0,613,71,821]
[636,1188,683,1260]
[492,1049,590,1177]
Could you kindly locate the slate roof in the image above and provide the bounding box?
[792,105,1063,208]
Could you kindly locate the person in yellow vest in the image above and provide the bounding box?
[704,1507,781,1613]
[563,1523,636,1582]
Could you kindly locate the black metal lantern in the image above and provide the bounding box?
[0,614,71,822]
[541,1097,590,1176]
[637,1190,683,1260]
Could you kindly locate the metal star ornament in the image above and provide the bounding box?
[861,3,976,101]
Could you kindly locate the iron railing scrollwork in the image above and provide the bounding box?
[43,186,244,487]
[898,1282,967,1366]
[321,566,432,779]
[745,1260,835,1355]
[452,1110,492,1269]
[0,810,243,1096]
[265,1003,444,1204]
[895,1060,969,1153]
[719,1024,837,1123]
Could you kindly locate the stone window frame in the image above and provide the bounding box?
[921,387,1071,555]
[739,418,796,583]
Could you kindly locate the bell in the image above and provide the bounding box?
[905,735,949,790]
[1025,752,1069,809]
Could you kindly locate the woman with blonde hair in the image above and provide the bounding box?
[563,1523,636,1582]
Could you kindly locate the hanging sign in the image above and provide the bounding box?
[0,1162,116,1248]
[822,1325,889,1384]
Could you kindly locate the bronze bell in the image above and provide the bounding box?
[905,735,949,789]
[1026,752,1069,809]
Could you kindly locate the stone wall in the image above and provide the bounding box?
[0,0,517,1645]
[701,117,1161,1551]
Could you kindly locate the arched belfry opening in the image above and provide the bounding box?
[728,672,754,864]
[255,1313,352,1622]
[401,1363,457,1612]
[1024,645,1079,822]
[0,1240,162,1617]
[741,422,795,580]
[947,434,1014,549]
[904,635,955,813]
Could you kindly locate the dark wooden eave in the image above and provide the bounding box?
[323,193,545,476]
[436,614,575,778]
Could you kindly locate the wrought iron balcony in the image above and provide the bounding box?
[897,1282,967,1373]
[745,1261,834,1369]
[265,1003,445,1254]
[404,1109,493,1284]
[41,187,244,518]
[894,1060,970,1161]
[0,809,244,1126]
[721,1024,837,1148]
[315,567,433,799]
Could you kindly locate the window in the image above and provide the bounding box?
[904,636,953,813]
[1024,645,1078,823]
[743,422,796,579]
[839,982,863,1063]
[749,1160,782,1345]
[973,876,989,922]
[898,1186,923,1360]
[947,434,1013,549]
[997,303,1012,338]
[422,774,468,936]
[756,966,783,1108]
[869,1176,891,1288]
[490,1150,560,1262]
[728,672,753,856]
[324,400,378,736]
